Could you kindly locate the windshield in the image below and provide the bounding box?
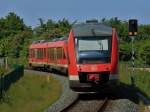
[75,36,112,64]
[78,39,108,51]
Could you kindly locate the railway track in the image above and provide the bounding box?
[25,69,139,112]
[61,97,109,112]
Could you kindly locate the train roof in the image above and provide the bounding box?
[31,36,68,44]
[29,37,68,49]
[72,23,112,37]
[47,41,67,47]
[29,42,48,49]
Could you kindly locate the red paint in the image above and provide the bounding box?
[77,64,111,72]
[111,28,119,74]
[68,30,78,76]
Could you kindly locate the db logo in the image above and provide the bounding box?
[91,66,97,71]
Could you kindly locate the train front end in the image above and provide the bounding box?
[68,21,119,92]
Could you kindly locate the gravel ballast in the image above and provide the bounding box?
[105,99,139,112]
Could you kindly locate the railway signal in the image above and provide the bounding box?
[128,19,138,36]
[128,19,138,86]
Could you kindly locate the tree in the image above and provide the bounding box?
[34,18,71,39]
[0,12,32,57]
[119,41,131,61]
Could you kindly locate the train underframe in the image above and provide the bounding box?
[69,73,119,93]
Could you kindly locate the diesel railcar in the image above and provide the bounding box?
[29,20,119,92]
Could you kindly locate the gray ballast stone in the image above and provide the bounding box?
[106,99,139,112]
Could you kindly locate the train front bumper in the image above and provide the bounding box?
[69,74,119,93]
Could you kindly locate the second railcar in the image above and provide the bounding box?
[29,39,68,72]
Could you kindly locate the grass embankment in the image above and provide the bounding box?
[0,71,61,112]
[119,64,150,98]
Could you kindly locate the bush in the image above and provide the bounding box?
[138,40,150,66]
[119,42,131,61]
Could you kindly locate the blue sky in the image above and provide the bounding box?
[0,0,149,27]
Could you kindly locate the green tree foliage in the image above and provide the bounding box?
[0,12,27,39]
[0,12,32,58]
[137,40,150,65]
[119,42,131,61]
[34,18,71,40]
[100,17,129,41]
[0,12,150,66]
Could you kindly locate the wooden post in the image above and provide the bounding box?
[47,75,50,82]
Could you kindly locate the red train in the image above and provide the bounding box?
[29,20,119,93]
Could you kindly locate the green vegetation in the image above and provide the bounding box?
[0,12,150,66]
[0,12,71,67]
[119,64,150,97]
[0,71,61,112]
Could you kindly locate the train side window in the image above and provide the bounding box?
[56,47,59,59]
[50,48,52,60]
[42,49,43,58]
[51,48,53,60]
[50,48,53,60]
[41,48,44,58]
[48,48,49,60]
[44,48,46,58]
[41,49,42,58]
[52,48,55,60]
[54,48,56,60]
[34,49,38,58]
[57,47,63,60]
[37,48,43,59]
[61,47,63,59]
[48,48,52,60]
[63,50,66,59]
[61,48,63,59]
[50,48,55,60]
[37,49,39,58]
[37,49,40,58]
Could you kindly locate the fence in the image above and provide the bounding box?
[0,65,24,99]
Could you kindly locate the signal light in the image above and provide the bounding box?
[128,19,138,36]
[134,32,137,35]
[128,32,132,35]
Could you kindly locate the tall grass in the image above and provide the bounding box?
[0,71,61,112]
[119,64,150,97]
